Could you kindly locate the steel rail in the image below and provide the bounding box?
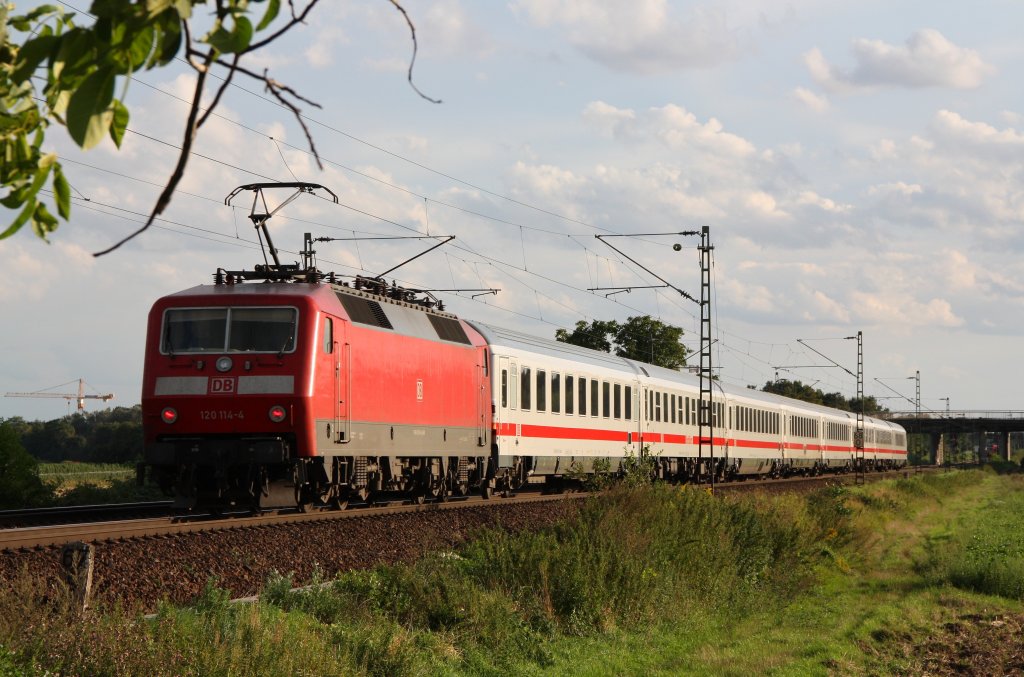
[0,492,582,551]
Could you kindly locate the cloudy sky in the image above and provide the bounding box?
[3,0,1022,421]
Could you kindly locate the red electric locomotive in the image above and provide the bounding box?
[142,184,499,510]
[142,273,499,509]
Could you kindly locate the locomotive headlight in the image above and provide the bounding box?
[215,356,233,372]
[268,405,287,423]
[161,407,178,424]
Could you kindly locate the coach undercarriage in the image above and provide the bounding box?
[533,452,902,492]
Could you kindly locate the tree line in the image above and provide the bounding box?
[758,379,888,416]
[1,405,143,464]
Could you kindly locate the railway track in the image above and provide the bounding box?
[0,491,573,551]
[0,501,176,530]
[1,467,937,552]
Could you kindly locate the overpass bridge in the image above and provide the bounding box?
[882,411,1024,464]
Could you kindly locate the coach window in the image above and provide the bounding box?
[669,394,676,424]
[647,391,653,419]
[614,383,622,419]
[591,380,599,417]
[579,377,587,417]
[603,381,611,418]
[625,386,633,420]
[501,369,508,408]
[323,317,333,354]
[521,367,531,410]
[537,370,547,412]
[678,397,684,424]
[566,375,574,415]
[655,392,662,422]
[552,372,561,414]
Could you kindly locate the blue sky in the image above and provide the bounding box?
[3,0,1023,420]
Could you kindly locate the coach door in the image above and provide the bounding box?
[334,320,351,444]
[476,349,488,447]
[497,356,520,449]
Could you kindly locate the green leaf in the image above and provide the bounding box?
[173,0,192,21]
[53,164,71,219]
[232,16,254,52]
[1,196,39,239]
[66,67,116,149]
[17,5,61,23]
[109,99,129,148]
[0,155,55,239]
[32,202,59,238]
[256,0,280,32]
[128,25,156,69]
[0,185,29,209]
[206,15,253,54]
[146,0,174,18]
[11,35,57,83]
[152,18,182,66]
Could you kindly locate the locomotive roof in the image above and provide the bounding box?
[469,320,901,430]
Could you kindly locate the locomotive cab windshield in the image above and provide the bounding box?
[161,306,298,354]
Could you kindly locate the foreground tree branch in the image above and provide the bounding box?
[0,0,440,253]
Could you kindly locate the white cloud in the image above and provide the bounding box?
[583,101,756,158]
[793,87,829,112]
[866,182,923,197]
[804,29,993,92]
[850,292,964,328]
[930,109,1024,154]
[511,0,742,73]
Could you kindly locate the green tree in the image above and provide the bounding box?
[555,315,688,369]
[0,422,49,508]
[613,315,688,369]
[761,379,888,415]
[1,1,431,250]
[555,319,619,353]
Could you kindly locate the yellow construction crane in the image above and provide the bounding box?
[5,379,114,411]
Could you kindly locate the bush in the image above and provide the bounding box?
[0,424,49,509]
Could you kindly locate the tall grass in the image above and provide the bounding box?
[0,472,1005,675]
[917,474,1024,600]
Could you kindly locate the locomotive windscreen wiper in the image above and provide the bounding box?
[277,336,293,360]
[164,322,175,357]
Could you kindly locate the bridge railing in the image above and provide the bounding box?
[879,410,1024,420]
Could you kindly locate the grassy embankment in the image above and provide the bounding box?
[1,468,1022,675]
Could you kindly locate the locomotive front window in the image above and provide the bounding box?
[229,308,296,352]
[163,308,226,352]
[162,307,298,354]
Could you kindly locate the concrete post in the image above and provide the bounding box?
[930,433,943,466]
[1003,431,1012,462]
[60,541,94,614]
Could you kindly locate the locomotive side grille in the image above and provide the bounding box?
[428,315,471,344]
[457,457,468,483]
[337,294,393,330]
[354,456,367,486]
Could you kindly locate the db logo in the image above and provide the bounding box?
[210,377,236,394]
